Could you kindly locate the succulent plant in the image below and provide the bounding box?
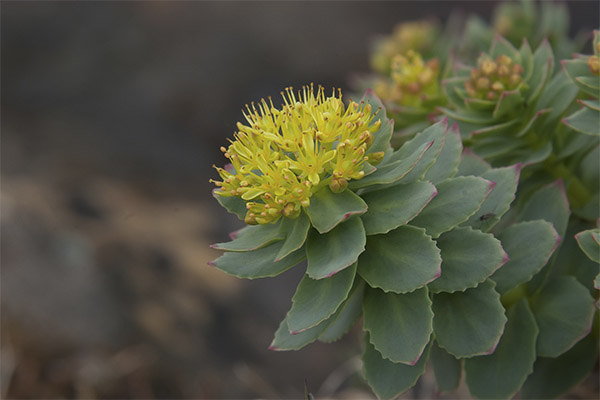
[562,30,600,137]
[440,35,580,167]
[208,85,598,399]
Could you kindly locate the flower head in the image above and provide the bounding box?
[212,84,382,225]
[465,54,524,101]
[375,51,441,108]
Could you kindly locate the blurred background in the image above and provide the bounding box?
[2,1,598,398]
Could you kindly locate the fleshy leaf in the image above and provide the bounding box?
[286,263,357,333]
[493,89,523,119]
[526,40,553,104]
[360,181,437,235]
[430,341,462,392]
[410,176,494,238]
[306,217,366,279]
[275,212,311,261]
[305,187,367,234]
[464,299,538,399]
[491,220,560,294]
[463,165,520,231]
[318,280,364,343]
[563,107,600,136]
[423,124,463,184]
[361,89,394,154]
[269,315,329,351]
[211,221,284,252]
[432,280,507,358]
[575,228,600,263]
[358,225,441,293]
[518,179,570,239]
[521,335,599,399]
[362,334,431,400]
[428,227,508,294]
[363,287,433,364]
[211,241,305,279]
[213,190,247,220]
[348,141,432,189]
[457,149,491,176]
[530,276,595,357]
[392,120,447,183]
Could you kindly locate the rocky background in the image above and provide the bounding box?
[2,2,598,398]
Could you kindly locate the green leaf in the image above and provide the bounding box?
[463,164,520,231]
[211,221,284,252]
[275,213,311,261]
[318,280,364,343]
[521,335,599,399]
[430,341,462,392]
[211,241,305,279]
[393,120,447,183]
[519,180,570,239]
[561,58,590,82]
[575,228,600,263]
[362,334,431,400]
[305,187,367,234]
[360,181,437,235]
[213,190,246,219]
[348,141,433,189]
[432,280,507,358]
[575,75,600,97]
[457,149,491,176]
[362,89,394,154]
[491,220,560,294]
[526,40,553,104]
[563,106,600,136]
[269,315,330,351]
[306,217,366,279]
[410,176,494,238]
[536,71,580,124]
[358,225,441,293]
[428,227,508,294]
[489,35,520,60]
[423,124,463,184]
[493,89,524,119]
[530,276,595,357]
[286,263,357,333]
[464,299,538,399]
[363,287,433,364]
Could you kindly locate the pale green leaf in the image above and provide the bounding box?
[428,227,508,294]
[360,181,437,235]
[574,228,600,263]
[465,299,538,399]
[211,241,305,279]
[423,124,463,184]
[411,176,493,237]
[491,220,560,294]
[519,180,570,239]
[286,263,357,333]
[318,280,364,343]
[358,225,441,293]
[432,280,507,358]
[305,187,367,234]
[306,217,366,279]
[362,334,431,400]
[211,221,284,252]
[275,212,311,261]
[457,149,491,176]
[213,190,246,219]
[363,287,433,364]
[530,276,595,357]
[430,341,462,392]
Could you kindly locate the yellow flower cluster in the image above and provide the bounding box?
[375,51,441,108]
[212,85,383,225]
[371,20,438,74]
[465,54,524,101]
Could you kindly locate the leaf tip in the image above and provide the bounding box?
[207,260,216,267]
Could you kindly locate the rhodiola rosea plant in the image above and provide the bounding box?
[351,2,599,397]
[208,81,593,398]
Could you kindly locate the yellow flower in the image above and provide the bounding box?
[212,84,382,225]
[465,54,524,101]
[375,51,440,108]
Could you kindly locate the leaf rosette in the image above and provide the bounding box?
[209,86,555,398]
[440,35,569,166]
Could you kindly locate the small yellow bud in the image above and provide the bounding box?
[588,55,600,76]
[329,177,348,193]
[491,81,505,92]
